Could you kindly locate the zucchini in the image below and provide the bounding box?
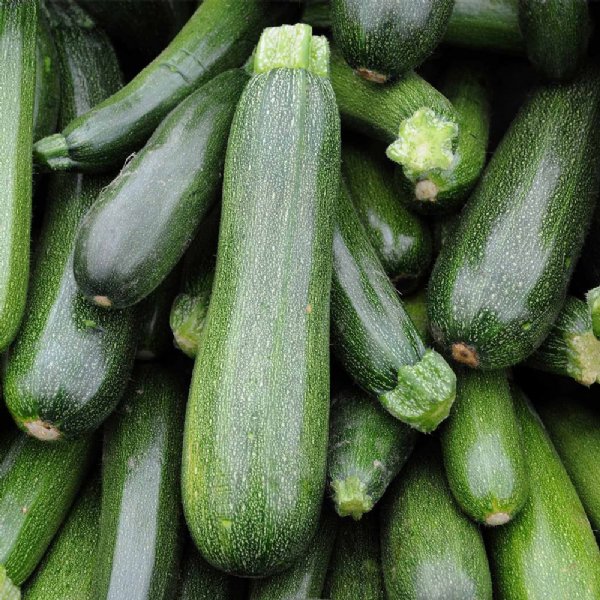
[0,566,19,600]
[576,206,600,337]
[33,0,295,172]
[381,440,493,599]
[441,369,528,525]
[248,511,337,600]
[73,68,248,309]
[519,0,592,80]
[332,182,456,433]
[331,0,454,83]
[0,0,37,352]
[302,0,331,29]
[23,477,100,600]
[327,387,417,520]
[0,430,94,586]
[402,289,431,344]
[182,25,340,577]
[3,0,136,442]
[93,364,186,600]
[342,139,433,286]
[487,389,600,598]
[428,67,600,370]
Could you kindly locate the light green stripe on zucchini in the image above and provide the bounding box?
[0,566,20,600]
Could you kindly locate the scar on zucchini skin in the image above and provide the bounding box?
[24,419,62,441]
[93,295,112,308]
[485,512,510,526]
[415,179,438,202]
[451,342,480,368]
[355,67,388,84]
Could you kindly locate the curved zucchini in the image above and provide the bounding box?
[487,390,600,599]
[328,387,417,520]
[182,25,340,577]
[428,67,600,370]
[332,182,456,433]
[441,369,528,525]
[93,364,186,600]
[0,0,37,352]
[3,0,136,442]
[33,0,294,172]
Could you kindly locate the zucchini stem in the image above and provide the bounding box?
[586,285,600,339]
[331,475,373,520]
[0,566,20,600]
[33,132,73,171]
[23,419,62,442]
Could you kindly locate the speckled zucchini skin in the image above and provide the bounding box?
[487,390,600,599]
[428,68,600,370]
[182,67,340,577]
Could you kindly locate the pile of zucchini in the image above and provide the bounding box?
[2,0,600,598]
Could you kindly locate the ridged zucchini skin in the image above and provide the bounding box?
[327,387,417,520]
[342,140,432,285]
[3,0,137,442]
[428,68,600,370]
[248,511,337,600]
[33,0,294,172]
[381,441,493,599]
[488,390,600,599]
[331,0,454,82]
[23,477,100,600]
[93,365,186,600]
[441,369,528,525]
[0,430,94,586]
[182,63,340,576]
[518,0,591,80]
[0,0,37,352]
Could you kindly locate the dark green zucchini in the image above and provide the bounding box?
[328,387,417,520]
[519,0,591,80]
[487,389,600,598]
[331,0,454,82]
[441,369,528,525]
[402,289,432,344]
[33,0,295,172]
[0,0,37,352]
[302,0,331,29]
[0,565,20,600]
[342,139,432,285]
[381,440,493,599]
[332,182,456,433]
[93,364,186,600]
[428,67,600,370]
[3,0,136,442]
[182,25,340,577]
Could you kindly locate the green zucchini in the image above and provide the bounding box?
[33,0,295,172]
[248,511,337,600]
[0,566,20,600]
[328,387,417,520]
[332,182,456,433]
[331,0,454,83]
[402,289,431,344]
[381,440,493,599]
[428,67,600,370]
[323,513,385,600]
[342,139,432,285]
[93,364,186,600]
[487,389,600,598]
[441,369,528,525]
[578,204,600,336]
[302,0,331,29]
[0,430,94,586]
[0,0,37,352]
[73,68,248,309]
[3,0,136,442]
[182,25,339,577]
[23,477,100,600]
[519,0,592,80]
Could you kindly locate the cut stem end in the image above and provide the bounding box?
[24,419,62,442]
[415,179,439,202]
[485,512,511,526]
[331,476,373,520]
[93,295,112,309]
[451,342,480,368]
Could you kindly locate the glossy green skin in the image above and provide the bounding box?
[324,513,385,600]
[331,0,454,81]
[73,69,248,308]
[488,391,600,599]
[519,0,591,80]
[182,68,340,577]
[381,441,493,599]
[328,387,417,518]
[0,0,37,352]
[441,369,528,525]
[249,511,337,600]
[93,365,186,600]
[3,0,137,440]
[428,68,600,370]
[0,430,94,585]
[537,396,600,534]
[342,141,432,284]
[34,0,292,172]
[402,290,431,344]
[23,477,100,600]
